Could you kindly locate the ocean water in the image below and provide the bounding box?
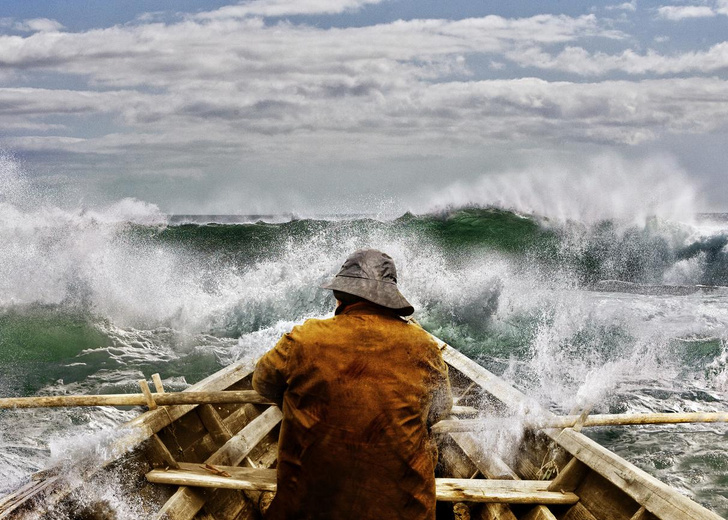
[0,156,727,517]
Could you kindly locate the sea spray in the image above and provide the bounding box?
[0,155,727,515]
[420,153,699,226]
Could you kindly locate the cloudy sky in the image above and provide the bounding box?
[1,0,727,215]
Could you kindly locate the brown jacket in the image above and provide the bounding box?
[252,302,452,520]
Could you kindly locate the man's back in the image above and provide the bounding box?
[253,301,451,519]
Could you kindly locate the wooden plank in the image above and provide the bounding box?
[433,411,728,433]
[154,406,282,520]
[438,343,722,520]
[629,507,648,520]
[148,466,578,505]
[440,439,479,479]
[0,477,60,517]
[574,470,639,520]
[199,488,256,520]
[156,487,207,520]
[0,390,273,410]
[561,502,599,520]
[439,345,533,408]
[197,405,233,446]
[477,503,518,520]
[452,405,479,415]
[152,373,166,394]
[544,428,723,520]
[513,447,544,481]
[441,479,577,505]
[123,362,256,441]
[547,457,588,493]
[199,433,280,520]
[148,464,277,491]
[521,505,558,520]
[444,414,520,520]
[148,433,180,469]
[0,363,258,519]
[157,405,209,461]
[443,438,521,520]
[0,476,63,518]
[206,407,281,467]
[449,432,519,480]
[177,404,261,464]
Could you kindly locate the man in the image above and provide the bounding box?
[253,248,452,519]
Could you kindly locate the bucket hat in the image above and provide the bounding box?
[321,249,414,316]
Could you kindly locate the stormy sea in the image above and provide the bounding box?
[0,159,727,517]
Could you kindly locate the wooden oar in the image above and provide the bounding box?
[432,411,728,434]
[0,390,275,409]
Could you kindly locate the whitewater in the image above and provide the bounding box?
[0,154,726,517]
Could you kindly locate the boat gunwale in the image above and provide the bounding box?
[0,358,259,519]
[438,341,723,520]
[1,338,724,520]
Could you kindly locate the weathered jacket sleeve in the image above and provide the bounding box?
[427,346,453,427]
[252,331,295,406]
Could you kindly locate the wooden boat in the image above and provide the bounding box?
[0,333,722,520]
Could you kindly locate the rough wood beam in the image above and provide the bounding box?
[547,457,588,493]
[197,405,233,445]
[148,433,180,469]
[452,405,479,416]
[156,487,207,520]
[437,479,578,505]
[561,502,599,520]
[449,432,519,480]
[629,507,648,520]
[439,345,533,409]
[440,439,478,479]
[0,363,258,519]
[185,403,259,461]
[206,407,282,467]
[544,428,723,520]
[148,464,277,492]
[152,373,166,394]
[477,503,518,520]
[154,406,282,520]
[123,362,256,442]
[148,465,578,505]
[443,414,520,520]
[438,342,721,520]
[521,505,558,520]
[0,477,59,518]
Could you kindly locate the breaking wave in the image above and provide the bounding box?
[0,154,727,515]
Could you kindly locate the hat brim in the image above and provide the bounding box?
[321,275,414,316]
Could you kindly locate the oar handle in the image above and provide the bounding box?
[432,411,728,434]
[0,390,275,409]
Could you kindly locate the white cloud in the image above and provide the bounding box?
[509,42,728,75]
[5,76,728,164]
[0,13,723,157]
[0,6,725,211]
[0,14,616,89]
[656,5,716,20]
[14,18,65,33]
[195,0,387,19]
[605,1,637,12]
[0,88,143,116]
